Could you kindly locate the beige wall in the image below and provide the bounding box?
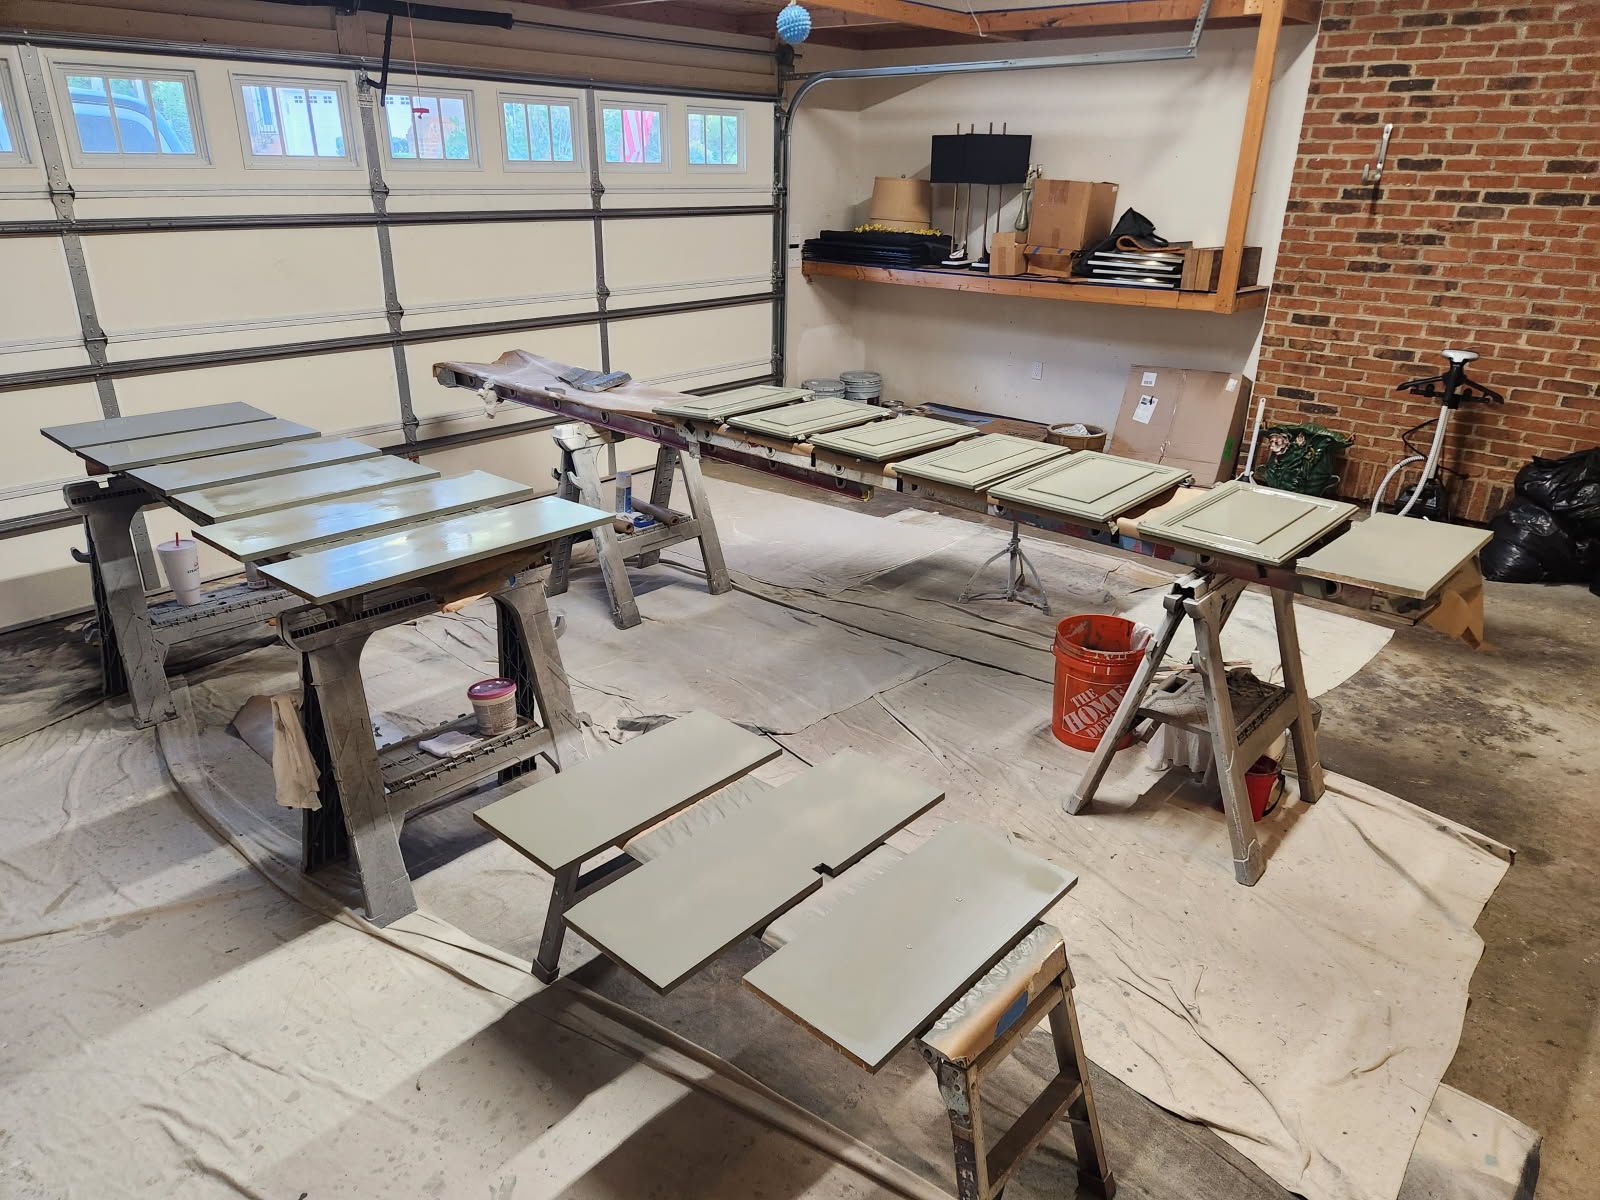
[784,25,1317,427]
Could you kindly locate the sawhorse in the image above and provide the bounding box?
[65,477,298,728]
[544,423,731,628]
[285,563,584,926]
[1066,570,1325,885]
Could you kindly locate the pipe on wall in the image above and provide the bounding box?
[768,0,1214,381]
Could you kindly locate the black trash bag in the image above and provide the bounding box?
[1515,448,1600,530]
[1482,497,1583,582]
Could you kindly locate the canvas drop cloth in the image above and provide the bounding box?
[0,471,1518,1200]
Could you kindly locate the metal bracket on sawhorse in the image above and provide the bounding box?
[64,477,299,728]
[1065,570,1325,886]
[544,423,731,629]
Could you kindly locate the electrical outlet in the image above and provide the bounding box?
[1030,361,1044,380]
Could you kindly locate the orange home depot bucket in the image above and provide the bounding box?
[1051,614,1149,752]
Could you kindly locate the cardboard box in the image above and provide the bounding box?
[1022,180,1118,252]
[989,231,1028,277]
[1110,366,1253,486]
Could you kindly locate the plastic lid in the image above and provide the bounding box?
[467,677,516,701]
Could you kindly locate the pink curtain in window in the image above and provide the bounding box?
[622,108,656,163]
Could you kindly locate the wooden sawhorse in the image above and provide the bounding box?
[544,423,731,628]
[1066,570,1324,885]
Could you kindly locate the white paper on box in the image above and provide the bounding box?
[1133,394,1159,424]
[1141,371,1159,387]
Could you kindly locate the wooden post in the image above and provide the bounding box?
[1216,0,1286,312]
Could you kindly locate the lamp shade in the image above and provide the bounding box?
[929,134,969,184]
[866,176,933,230]
[928,132,1031,185]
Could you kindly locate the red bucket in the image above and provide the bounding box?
[1051,614,1148,752]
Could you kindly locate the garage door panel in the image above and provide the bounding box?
[409,323,603,421]
[608,305,771,391]
[391,221,596,322]
[0,239,94,353]
[596,94,773,211]
[3,383,105,493]
[86,228,386,346]
[113,350,400,438]
[605,215,770,308]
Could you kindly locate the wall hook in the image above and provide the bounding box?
[1362,122,1394,192]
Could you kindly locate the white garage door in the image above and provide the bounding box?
[0,41,776,628]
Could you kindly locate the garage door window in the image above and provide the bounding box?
[600,103,664,167]
[384,89,474,164]
[687,109,741,168]
[237,77,353,166]
[54,65,203,164]
[0,63,23,164]
[501,95,578,168]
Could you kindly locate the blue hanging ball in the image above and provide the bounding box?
[776,1,812,44]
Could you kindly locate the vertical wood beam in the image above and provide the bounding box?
[1216,0,1285,311]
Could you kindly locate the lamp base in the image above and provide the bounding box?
[941,244,970,268]
[968,255,990,272]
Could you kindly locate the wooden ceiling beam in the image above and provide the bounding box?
[776,0,1317,38]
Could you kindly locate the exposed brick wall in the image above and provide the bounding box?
[1255,0,1599,521]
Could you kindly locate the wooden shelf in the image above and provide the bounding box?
[801,260,1271,315]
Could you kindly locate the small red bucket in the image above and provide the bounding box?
[1245,756,1281,821]
[1051,614,1148,752]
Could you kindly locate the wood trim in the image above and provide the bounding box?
[797,0,1318,38]
[801,260,1270,314]
[1216,0,1285,309]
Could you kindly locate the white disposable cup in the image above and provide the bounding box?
[157,536,203,605]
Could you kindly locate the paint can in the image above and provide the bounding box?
[467,677,518,736]
[1050,614,1150,751]
[1244,756,1282,821]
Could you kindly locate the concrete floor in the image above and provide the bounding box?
[1317,580,1599,1200]
[710,459,1593,1199]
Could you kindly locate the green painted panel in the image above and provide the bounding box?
[475,710,780,875]
[129,437,381,497]
[1137,480,1356,565]
[194,471,537,562]
[744,822,1075,1071]
[258,495,611,603]
[653,385,812,422]
[172,456,438,523]
[41,402,273,452]
[563,750,943,993]
[1293,513,1491,598]
[79,418,319,472]
[989,451,1192,526]
[894,434,1072,490]
[809,415,975,462]
[727,397,884,441]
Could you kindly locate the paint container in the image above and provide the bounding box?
[615,469,634,514]
[244,561,271,589]
[467,677,518,736]
[1244,756,1282,821]
[1050,614,1150,752]
[157,536,203,606]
